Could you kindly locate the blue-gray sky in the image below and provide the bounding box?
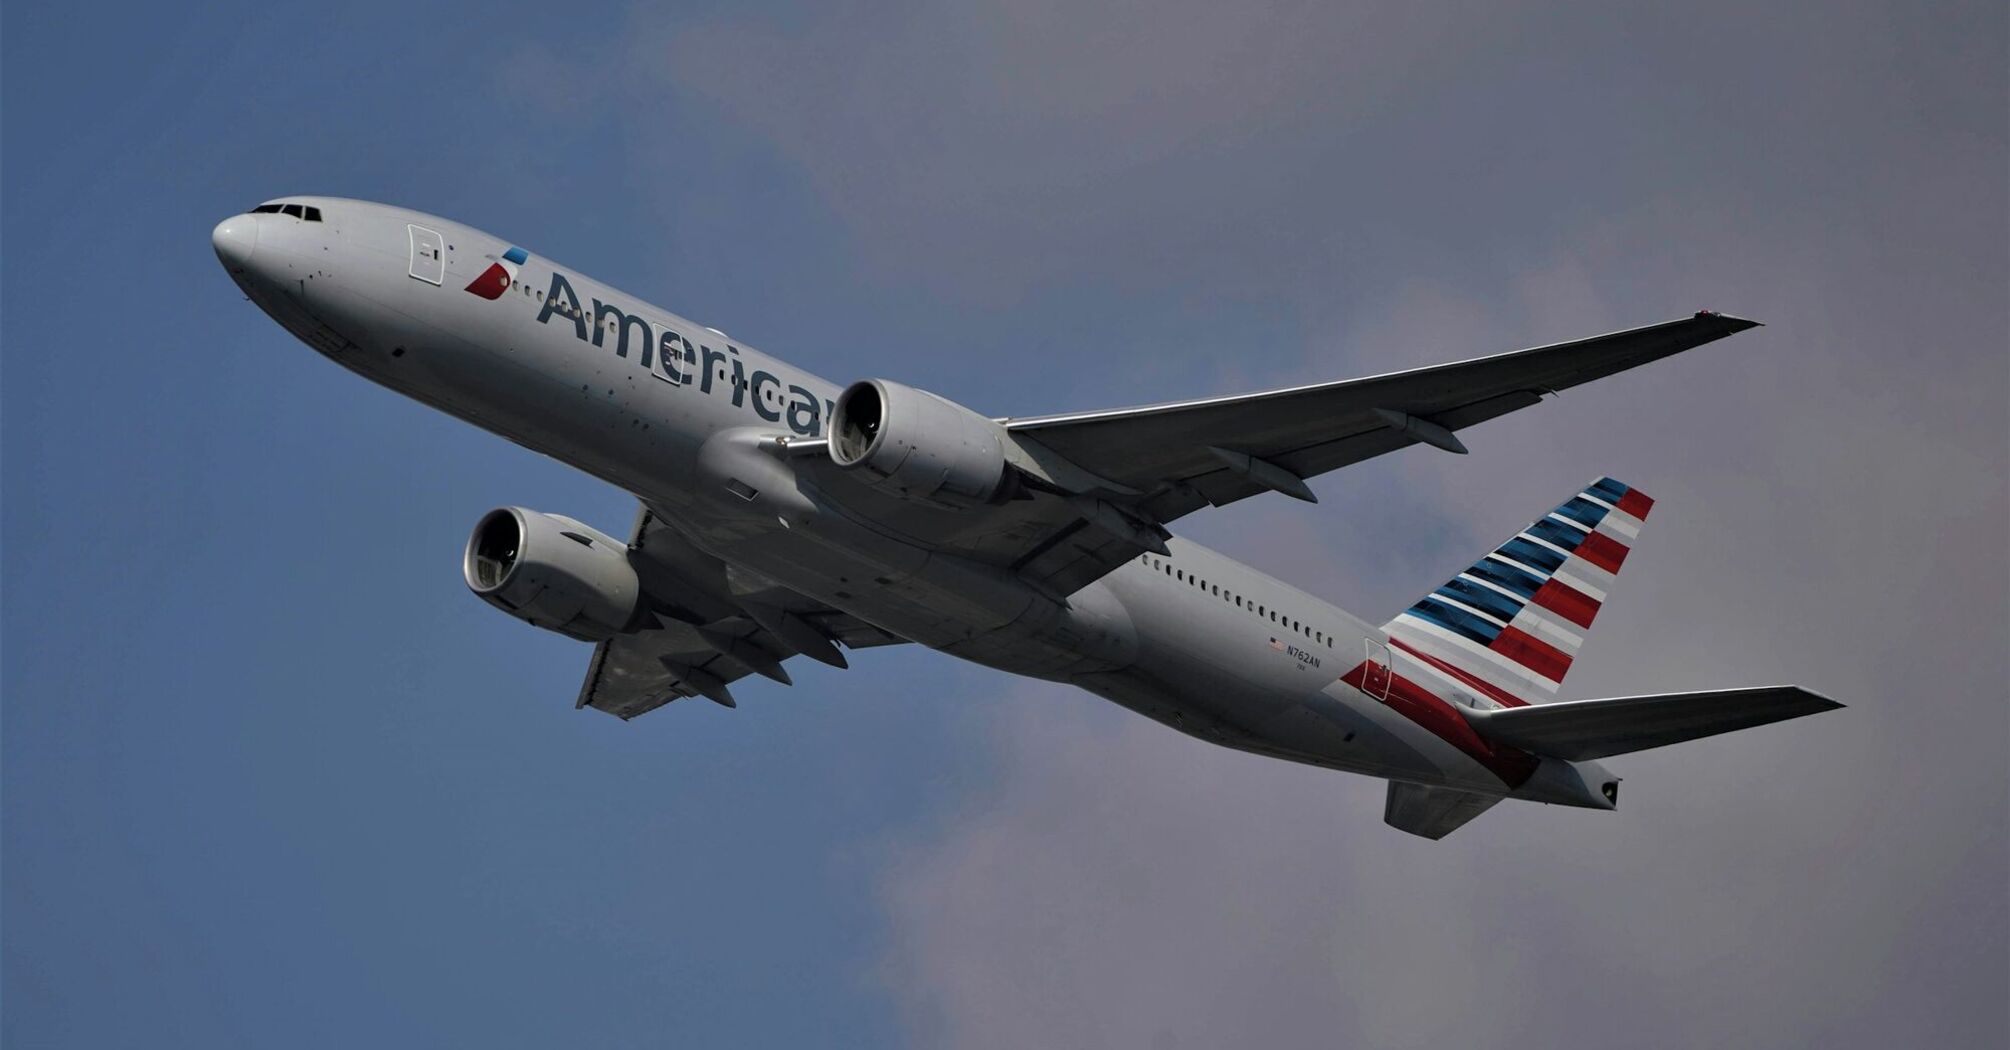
[4,2,2004,1047]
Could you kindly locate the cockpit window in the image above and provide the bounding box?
[250,202,323,221]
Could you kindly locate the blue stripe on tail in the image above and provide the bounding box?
[1527,516,1590,551]
[1589,477,1629,505]
[1470,557,1545,598]
[1498,537,1566,575]
[1554,496,1609,529]
[1437,579,1524,623]
[1405,598,1506,646]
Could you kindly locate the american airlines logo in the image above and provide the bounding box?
[528,269,833,438]
[464,246,528,300]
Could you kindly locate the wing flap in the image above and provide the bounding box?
[572,505,909,719]
[1010,517,1160,598]
[576,620,745,718]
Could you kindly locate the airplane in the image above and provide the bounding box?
[211,196,1841,839]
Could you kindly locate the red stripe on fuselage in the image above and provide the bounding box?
[1342,661,1539,786]
[1617,489,1654,519]
[1530,578,1600,628]
[1574,531,1630,573]
[1490,626,1572,682]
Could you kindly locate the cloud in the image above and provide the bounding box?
[859,121,2006,1050]
[538,2,2004,1044]
[626,1,1504,300]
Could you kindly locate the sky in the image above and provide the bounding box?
[3,1,2005,1047]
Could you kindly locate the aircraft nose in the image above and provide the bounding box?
[211,214,257,271]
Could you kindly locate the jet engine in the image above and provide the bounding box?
[463,507,642,641]
[829,379,1012,508]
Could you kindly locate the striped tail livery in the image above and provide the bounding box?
[1385,477,1652,707]
[1371,477,1840,839]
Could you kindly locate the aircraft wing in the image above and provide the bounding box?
[575,507,907,720]
[1007,312,1760,519]
[925,312,1759,596]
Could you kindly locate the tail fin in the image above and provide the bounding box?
[1384,477,1653,706]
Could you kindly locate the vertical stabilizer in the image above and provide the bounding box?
[1384,477,1653,706]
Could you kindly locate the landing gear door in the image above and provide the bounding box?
[407,224,445,285]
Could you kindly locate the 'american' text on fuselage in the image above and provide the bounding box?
[535,270,833,436]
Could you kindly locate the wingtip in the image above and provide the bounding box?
[1788,685,1845,711]
[1694,310,1764,332]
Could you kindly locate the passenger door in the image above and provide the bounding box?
[407,223,445,285]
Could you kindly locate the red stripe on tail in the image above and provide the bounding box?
[1491,626,1573,682]
[1530,578,1601,628]
[1390,638,1531,708]
[1574,531,1631,573]
[1617,489,1655,519]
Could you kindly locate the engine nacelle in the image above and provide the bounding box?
[829,379,1011,508]
[463,507,642,642]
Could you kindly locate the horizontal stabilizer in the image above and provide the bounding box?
[1463,685,1842,760]
[1385,782,1503,840]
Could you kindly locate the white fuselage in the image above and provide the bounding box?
[217,197,1600,806]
